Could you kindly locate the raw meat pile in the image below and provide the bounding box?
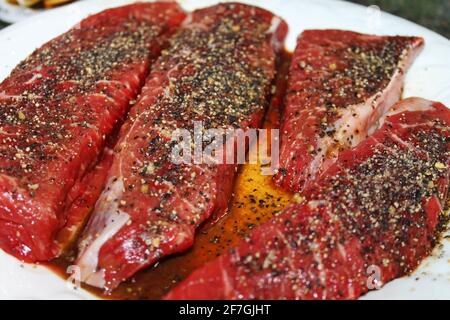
[0,2,448,300]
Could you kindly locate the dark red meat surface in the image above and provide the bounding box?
[0,3,186,262]
[165,98,450,300]
[76,3,287,291]
[274,30,423,193]
[54,148,114,253]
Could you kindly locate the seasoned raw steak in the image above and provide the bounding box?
[165,98,450,300]
[0,3,186,262]
[76,3,287,290]
[275,30,424,192]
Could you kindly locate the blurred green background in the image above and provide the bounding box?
[349,0,450,38]
[0,0,449,39]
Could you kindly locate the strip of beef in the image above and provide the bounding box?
[54,148,114,252]
[76,3,288,291]
[0,3,186,262]
[165,97,450,300]
[274,30,424,192]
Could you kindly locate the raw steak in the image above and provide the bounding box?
[0,3,186,262]
[76,3,288,290]
[54,148,113,253]
[165,97,450,300]
[275,30,424,192]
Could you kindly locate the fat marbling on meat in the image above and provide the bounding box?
[275,30,424,192]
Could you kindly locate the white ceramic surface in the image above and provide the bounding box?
[0,0,449,300]
[0,1,40,24]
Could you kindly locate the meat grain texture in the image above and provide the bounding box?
[165,98,450,300]
[76,3,288,290]
[275,30,424,192]
[0,3,186,262]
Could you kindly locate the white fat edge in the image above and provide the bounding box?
[76,85,151,287]
[306,91,396,181]
[337,243,348,261]
[306,137,332,182]
[221,266,234,298]
[267,16,283,51]
[300,111,336,182]
[385,97,435,117]
[371,42,424,129]
[377,97,435,130]
[182,12,208,31]
[335,67,404,145]
[76,177,130,288]
[292,96,391,184]
[83,269,106,289]
[0,91,38,100]
[75,92,152,288]
[23,72,43,85]
[392,120,443,132]
[390,132,418,151]
[343,41,424,137]
[307,44,420,179]
[181,12,192,27]
[267,16,281,34]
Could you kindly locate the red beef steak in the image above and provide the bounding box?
[0,3,186,262]
[165,97,449,300]
[275,30,424,192]
[76,3,288,291]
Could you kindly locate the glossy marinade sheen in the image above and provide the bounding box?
[0,3,186,262]
[76,3,288,291]
[165,98,450,300]
[274,30,424,193]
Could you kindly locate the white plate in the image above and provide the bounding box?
[0,0,83,24]
[0,0,449,300]
[0,1,41,24]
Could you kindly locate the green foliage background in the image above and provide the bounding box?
[350,0,450,38]
[0,1,449,38]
